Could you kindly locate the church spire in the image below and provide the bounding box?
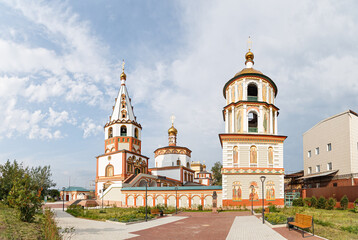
[168,115,178,146]
[245,36,254,68]
[110,61,137,123]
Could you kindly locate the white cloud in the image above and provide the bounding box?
[47,107,75,127]
[80,118,102,138]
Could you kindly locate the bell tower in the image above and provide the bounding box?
[95,61,149,198]
[220,39,287,207]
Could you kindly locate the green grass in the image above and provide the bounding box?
[0,202,44,240]
[277,206,358,240]
[66,205,156,222]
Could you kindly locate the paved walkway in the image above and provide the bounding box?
[54,209,186,240]
[226,216,286,240]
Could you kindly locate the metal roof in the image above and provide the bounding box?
[63,186,90,192]
[299,170,338,180]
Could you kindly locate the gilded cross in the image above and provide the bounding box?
[247,36,252,51]
[122,59,125,72]
[170,115,176,125]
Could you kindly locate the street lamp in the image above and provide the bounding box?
[62,187,65,211]
[250,185,254,215]
[102,186,105,209]
[175,186,178,214]
[145,180,148,222]
[260,176,266,224]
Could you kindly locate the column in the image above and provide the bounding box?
[258,79,263,101]
[243,79,247,101]
[266,85,269,103]
[229,86,232,103]
[274,111,278,135]
[270,107,273,134]
[235,82,239,102]
[258,106,263,133]
[225,110,229,133]
[231,106,235,133]
[243,105,247,132]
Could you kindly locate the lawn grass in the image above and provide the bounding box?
[66,205,155,222]
[0,202,44,240]
[276,207,358,240]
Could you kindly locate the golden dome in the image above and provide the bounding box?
[245,51,254,65]
[168,124,178,135]
[120,71,126,80]
[234,67,263,77]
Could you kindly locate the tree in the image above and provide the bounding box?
[211,161,222,186]
[29,165,56,198]
[340,195,349,210]
[7,174,42,222]
[0,160,27,202]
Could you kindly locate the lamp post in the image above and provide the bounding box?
[260,176,266,224]
[102,187,104,209]
[250,185,254,215]
[62,187,65,211]
[145,180,148,222]
[175,186,178,214]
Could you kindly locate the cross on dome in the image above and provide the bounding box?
[120,59,126,80]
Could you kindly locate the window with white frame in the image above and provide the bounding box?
[316,165,320,172]
[308,167,312,174]
[327,143,332,151]
[315,147,319,155]
[327,162,332,170]
[308,151,311,158]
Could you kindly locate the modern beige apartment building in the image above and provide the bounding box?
[303,110,358,188]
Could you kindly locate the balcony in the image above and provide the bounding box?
[249,127,258,133]
[247,96,258,102]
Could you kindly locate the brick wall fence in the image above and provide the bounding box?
[305,186,358,203]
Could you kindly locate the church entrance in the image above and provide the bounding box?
[135,168,141,175]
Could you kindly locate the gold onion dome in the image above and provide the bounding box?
[245,51,254,64]
[168,124,178,135]
[120,71,126,80]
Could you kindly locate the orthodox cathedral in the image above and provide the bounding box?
[95,43,285,208]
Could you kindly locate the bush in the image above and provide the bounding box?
[268,204,279,213]
[303,198,311,207]
[264,213,287,225]
[43,208,61,240]
[340,195,349,210]
[198,205,203,211]
[326,197,336,210]
[310,196,318,208]
[317,197,327,209]
[354,198,358,206]
[292,197,304,206]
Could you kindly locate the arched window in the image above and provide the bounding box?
[247,83,258,101]
[177,159,181,166]
[268,147,274,165]
[121,125,127,136]
[250,146,257,166]
[186,162,190,168]
[105,165,114,177]
[134,128,138,139]
[248,112,258,133]
[108,127,113,138]
[233,146,239,164]
[121,110,127,119]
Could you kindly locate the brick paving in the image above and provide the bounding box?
[130,211,251,240]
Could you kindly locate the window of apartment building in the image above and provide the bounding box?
[308,167,312,174]
[316,165,320,172]
[327,162,332,170]
[315,147,319,155]
[327,143,332,151]
[333,182,338,187]
[308,150,311,158]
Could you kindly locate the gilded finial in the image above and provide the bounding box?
[170,115,176,126]
[247,36,252,51]
[245,37,254,66]
[120,59,126,80]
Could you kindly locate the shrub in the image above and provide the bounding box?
[354,198,358,206]
[326,197,336,210]
[292,197,304,207]
[310,196,318,208]
[43,208,61,240]
[317,197,327,209]
[268,204,279,213]
[340,195,349,210]
[198,205,203,211]
[264,213,287,225]
[303,197,311,207]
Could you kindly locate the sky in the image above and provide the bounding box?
[1,0,358,190]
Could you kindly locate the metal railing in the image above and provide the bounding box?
[247,96,258,101]
[249,127,258,133]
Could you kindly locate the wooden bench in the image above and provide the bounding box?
[150,209,160,215]
[288,213,314,238]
